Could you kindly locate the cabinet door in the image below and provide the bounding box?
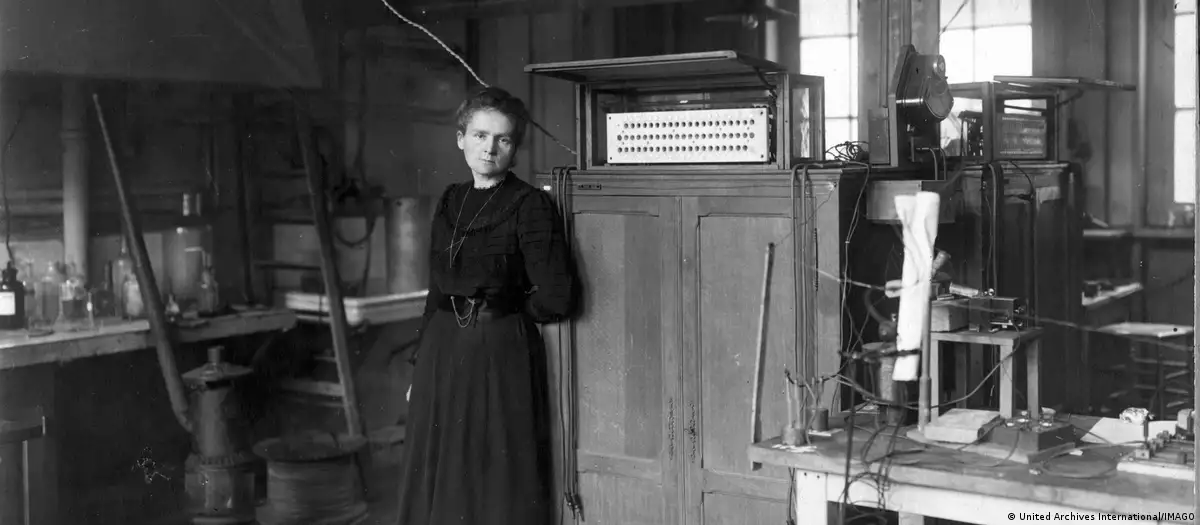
[560,195,684,525]
[679,196,805,525]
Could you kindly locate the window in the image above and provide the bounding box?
[798,0,858,154]
[937,0,1033,149]
[1174,0,1197,203]
[938,0,1033,84]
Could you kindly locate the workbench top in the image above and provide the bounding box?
[748,428,1193,519]
[0,308,297,370]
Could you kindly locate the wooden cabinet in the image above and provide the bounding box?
[538,170,862,525]
[563,194,683,525]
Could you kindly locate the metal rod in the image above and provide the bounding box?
[22,440,29,525]
[294,100,364,440]
[92,93,193,433]
[918,298,932,431]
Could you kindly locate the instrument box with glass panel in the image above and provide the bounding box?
[943,76,1134,163]
[524,51,825,170]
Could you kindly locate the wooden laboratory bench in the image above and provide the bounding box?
[0,308,298,370]
[0,308,297,525]
[748,428,1194,525]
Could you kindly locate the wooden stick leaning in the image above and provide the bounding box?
[751,243,775,469]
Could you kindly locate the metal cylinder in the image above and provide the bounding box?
[807,408,829,432]
[385,197,432,294]
[876,352,907,427]
[183,346,258,524]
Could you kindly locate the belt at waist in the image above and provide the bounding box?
[437,295,524,318]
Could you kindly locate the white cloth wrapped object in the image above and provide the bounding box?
[892,192,941,382]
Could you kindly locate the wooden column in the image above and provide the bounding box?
[61,80,89,281]
[858,0,939,142]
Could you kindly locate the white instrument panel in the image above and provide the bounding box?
[605,108,771,164]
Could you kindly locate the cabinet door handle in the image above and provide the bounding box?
[667,399,676,459]
[686,403,698,463]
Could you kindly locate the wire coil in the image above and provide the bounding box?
[254,436,368,525]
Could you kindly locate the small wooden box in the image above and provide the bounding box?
[865,180,957,224]
[931,297,969,332]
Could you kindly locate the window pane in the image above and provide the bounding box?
[800,0,851,37]
[1178,0,1196,14]
[824,117,855,154]
[850,36,859,117]
[800,37,854,117]
[973,25,1032,82]
[1175,109,1197,203]
[974,0,1032,26]
[941,29,975,83]
[940,0,973,30]
[1177,13,1197,108]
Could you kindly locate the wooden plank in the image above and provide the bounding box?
[1081,282,1144,310]
[0,309,296,369]
[928,328,1044,346]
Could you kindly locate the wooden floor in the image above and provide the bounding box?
[86,458,403,525]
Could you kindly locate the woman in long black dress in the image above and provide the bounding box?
[396,86,576,525]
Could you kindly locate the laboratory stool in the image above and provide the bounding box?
[0,408,47,525]
[1096,322,1195,420]
[929,327,1045,421]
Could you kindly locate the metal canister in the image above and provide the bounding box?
[183,346,257,524]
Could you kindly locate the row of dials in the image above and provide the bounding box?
[617,132,757,141]
[619,119,757,128]
[615,145,754,153]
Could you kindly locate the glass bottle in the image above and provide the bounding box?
[36,262,63,327]
[0,262,26,330]
[21,261,36,326]
[110,240,135,318]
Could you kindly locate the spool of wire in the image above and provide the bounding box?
[254,434,369,525]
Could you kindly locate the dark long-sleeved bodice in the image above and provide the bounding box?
[417,172,575,337]
[397,172,576,525]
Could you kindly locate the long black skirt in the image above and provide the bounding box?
[396,309,553,525]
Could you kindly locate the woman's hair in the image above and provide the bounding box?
[454,86,531,149]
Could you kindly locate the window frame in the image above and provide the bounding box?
[1173,3,1196,204]
[797,0,858,156]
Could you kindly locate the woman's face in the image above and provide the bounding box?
[457,108,517,178]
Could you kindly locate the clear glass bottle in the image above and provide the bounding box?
[21,261,36,327]
[36,262,63,328]
[110,240,136,319]
[59,262,85,324]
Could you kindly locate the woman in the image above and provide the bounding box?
[397,86,576,525]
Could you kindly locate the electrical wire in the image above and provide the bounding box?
[378,0,578,159]
[1,106,27,263]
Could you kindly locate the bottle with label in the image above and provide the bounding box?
[0,262,26,330]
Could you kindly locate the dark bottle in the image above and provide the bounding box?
[0,261,26,330]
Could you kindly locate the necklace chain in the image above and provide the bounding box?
[448,176,506,267]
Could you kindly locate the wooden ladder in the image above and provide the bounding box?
[290,98,367,446]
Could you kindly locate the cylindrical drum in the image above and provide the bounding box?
[255,435,369,525]
[875,352,908,427]
[385,197,433,294]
